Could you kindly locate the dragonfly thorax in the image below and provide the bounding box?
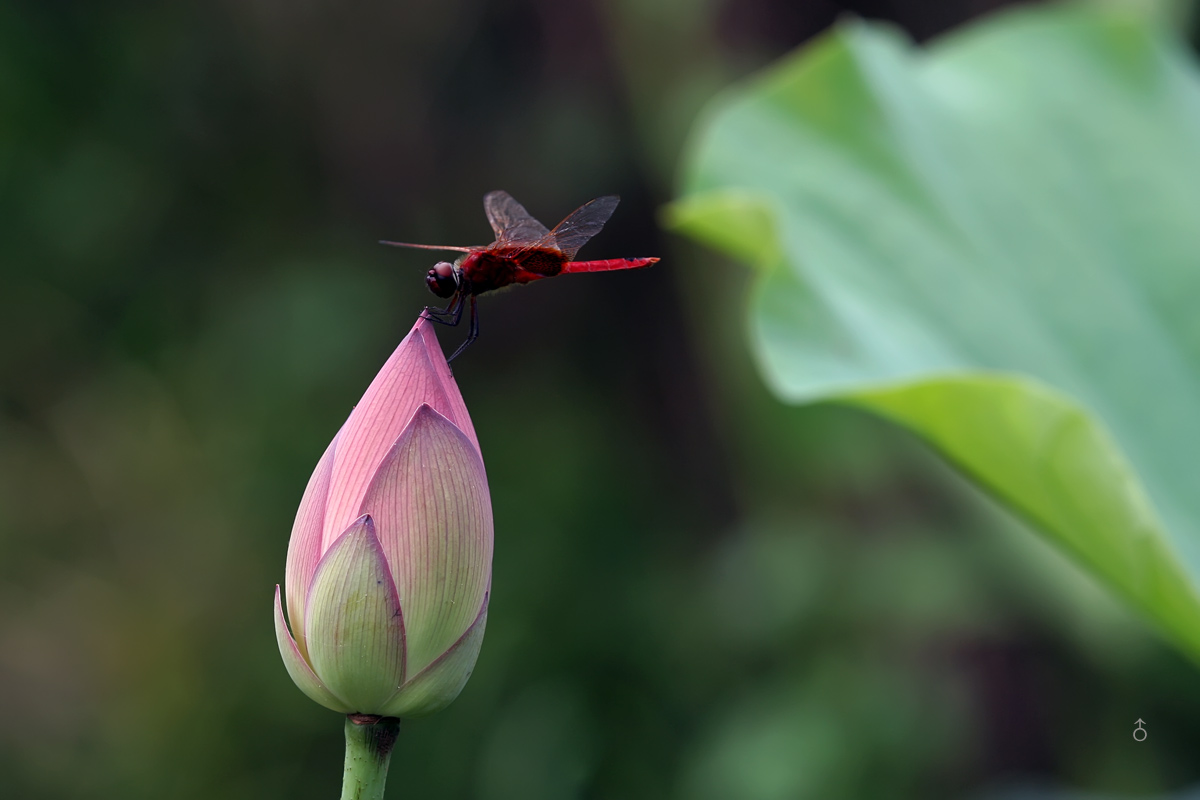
[426,261,459,298]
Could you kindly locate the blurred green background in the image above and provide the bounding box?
[4,1,1200,798]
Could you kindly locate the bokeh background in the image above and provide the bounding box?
[4,0,1200,798]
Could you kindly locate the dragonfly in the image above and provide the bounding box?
[382,190,659,361]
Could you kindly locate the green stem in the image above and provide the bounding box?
[341,714,401,800]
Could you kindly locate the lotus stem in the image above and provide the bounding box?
[340,714,400,800]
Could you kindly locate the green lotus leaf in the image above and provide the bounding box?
[670,6,1200,660]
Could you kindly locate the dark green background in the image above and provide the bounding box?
[2,1,1198,797]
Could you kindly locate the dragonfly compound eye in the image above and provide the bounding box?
[426,261,458,298]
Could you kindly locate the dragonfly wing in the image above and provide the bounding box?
[540,195,619,261]
[483,190,551,246]
[380,241,476,252]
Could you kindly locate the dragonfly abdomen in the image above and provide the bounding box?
[561,257,659,274]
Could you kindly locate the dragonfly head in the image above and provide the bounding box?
[426,261,459,298]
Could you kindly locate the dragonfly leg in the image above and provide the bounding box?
[422,293,465,327]
[446,296,479,363]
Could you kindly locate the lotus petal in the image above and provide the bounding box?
[285,428,340,659]
[273,585,352,713]
[359,404,492,676]
[304,515,407,713]
[380,600,488,719]
[322,318,479,549]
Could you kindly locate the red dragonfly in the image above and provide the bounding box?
[382,190,659,361]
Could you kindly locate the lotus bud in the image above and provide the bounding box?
[274,317,492,718]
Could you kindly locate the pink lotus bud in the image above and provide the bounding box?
[274,318,492,718]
